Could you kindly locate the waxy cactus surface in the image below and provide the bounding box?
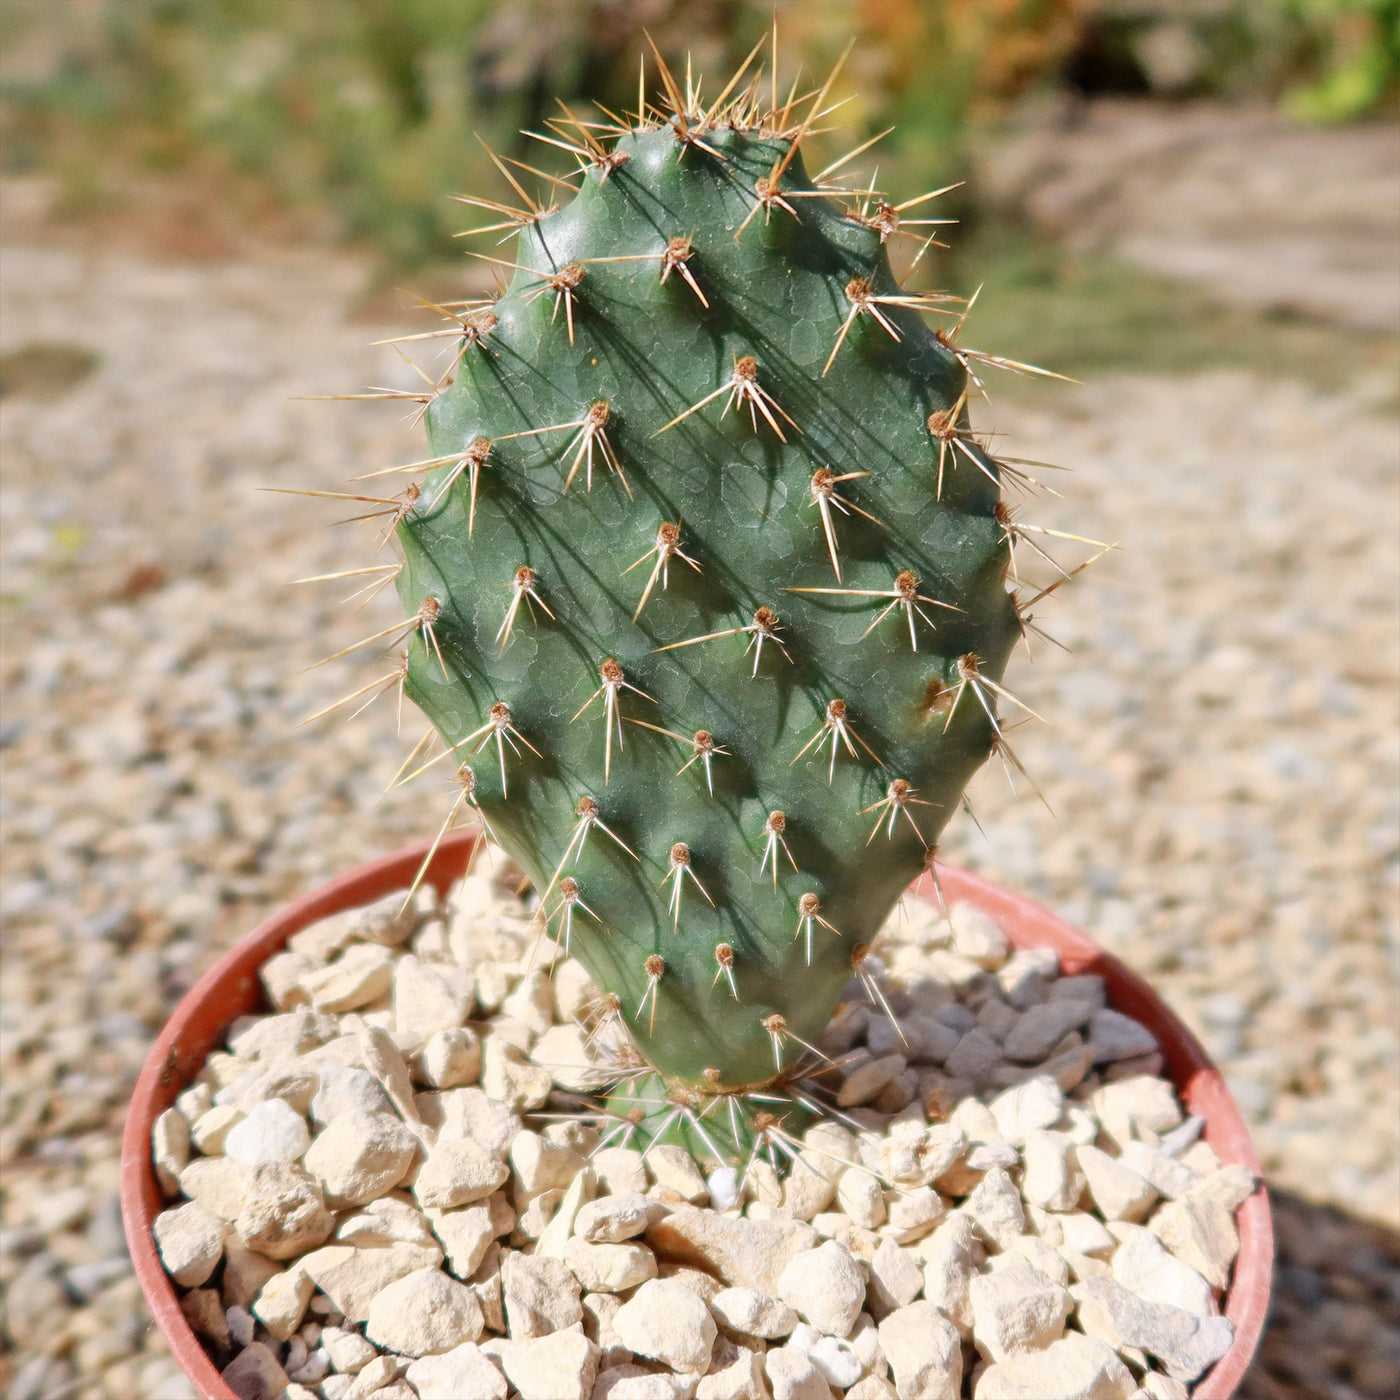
[347,51,1056,1162]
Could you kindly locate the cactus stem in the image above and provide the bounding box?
[638,953,665,1033]
[926,390,991,500]
[794,891,841,965]
[786,569,959,651]
[660,841,715,929]
[572,658,656,783]
[759,810,798,888]
[499,401,629,496]
[544,794,640,901]
[791,698,883,781]
[733,174,800,238]
[653,605,792,676]
[805,468,881,580]
[622,520,702,621]
[862,778,932,847]
[652,353,799,441]
[712,943,739,1000]
[496,565,556,651]
[657,235,709,307]
[850,943,908,1047]
[297,649,408,730]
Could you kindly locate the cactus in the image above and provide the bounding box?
[321,44,1072,1166]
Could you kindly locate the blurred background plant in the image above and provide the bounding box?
[2,0,1395,269]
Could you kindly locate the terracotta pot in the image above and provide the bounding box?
[122,831,1272,1399]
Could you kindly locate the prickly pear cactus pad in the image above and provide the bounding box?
[319,45,1081,1164]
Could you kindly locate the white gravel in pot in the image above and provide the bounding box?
[149,861,1256,1398]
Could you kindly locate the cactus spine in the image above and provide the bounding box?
[326,44,1068,1165]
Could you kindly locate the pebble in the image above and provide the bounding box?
[563,1236,658,1292]
[365,1265,485,1356]
[711,1286,799,1340]
[303,1111,417,1208]
[613,1278,717,1373]
[918,1213,977,1334]
[868,1235,924,1318]
[1089,1011,1159,1064]
[233,1163,336,1259]
[975,1331,1136,1399]
[300,1241,444,1323]
[221,1341,289,1400]
[321,1325,379,1373]
[1077,1146,1159,1224]
[224,1097,312,1167]
[574,1193,657,1244]
[311,1067,393,1125]
[1021,1131,1085,1211]
[764,1344,835,1400]
[404,1341,508,1400]
[877,1301,963,1399]
[961,1167,1026,1249]
[501,1249,583,1338]
[251,1265,314,1341]
[1109,1225,1214,1316]
[648,1145,710,1204]
[415,1136,511,1209]
[1148,1192,1238,1290]
[1071,1276,1234,1382]
[947,904,1010,968]
[777,1241,866,1338]
[697,1344,768,1400]
[970,1259,1073,1361]
[416,1026,482,1089]
[646,1208,818,1294]
[153,1202,226,1287]
[511,1129,586,1199]
[1003,1003,1093,1063]
[152,1107,190,1194]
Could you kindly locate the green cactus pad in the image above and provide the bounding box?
[385,70,1025,1144]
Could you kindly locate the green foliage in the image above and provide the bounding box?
[388,76,1022,1152]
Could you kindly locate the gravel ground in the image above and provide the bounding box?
[1,181,1396,1398]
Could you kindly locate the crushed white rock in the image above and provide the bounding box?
[152,873,1252,1397]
